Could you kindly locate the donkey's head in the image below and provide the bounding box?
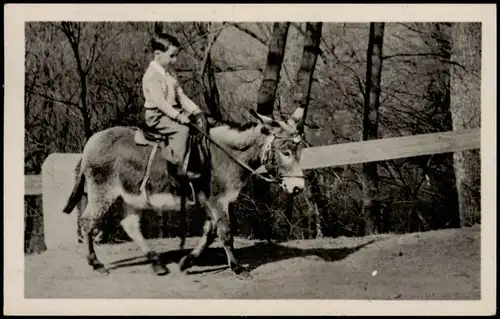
[249,106,307,196]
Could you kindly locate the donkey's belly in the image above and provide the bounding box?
[120,190,195,211]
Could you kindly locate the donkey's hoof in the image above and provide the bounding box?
[93,264,110,275]
[235,269,251,279]
[152,263,169,276]
[178,255,195,272]
[231,262,250,278]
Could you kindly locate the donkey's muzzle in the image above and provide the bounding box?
[280,176,305,195]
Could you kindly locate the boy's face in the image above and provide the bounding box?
[155,45,180,67]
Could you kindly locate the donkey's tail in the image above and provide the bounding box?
[62,158,85,214]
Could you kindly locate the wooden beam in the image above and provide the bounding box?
[23,128,481,195]
[299,128,480,170]
[25,174,42,195]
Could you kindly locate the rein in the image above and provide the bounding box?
[188,123,280,184]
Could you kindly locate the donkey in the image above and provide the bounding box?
[62,106,307,277]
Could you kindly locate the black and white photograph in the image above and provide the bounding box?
[4,3,496,316]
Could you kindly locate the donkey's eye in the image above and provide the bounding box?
[282,149,292,157]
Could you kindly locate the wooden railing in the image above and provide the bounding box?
[24,128,480,195]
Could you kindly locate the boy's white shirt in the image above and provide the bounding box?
[143,60,201,119]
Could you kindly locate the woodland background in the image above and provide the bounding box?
[24,22,481,254]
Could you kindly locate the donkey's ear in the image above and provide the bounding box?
[287,105,305,129]
[206,116,217,126]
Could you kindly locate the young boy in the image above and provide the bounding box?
[142,32,203,179]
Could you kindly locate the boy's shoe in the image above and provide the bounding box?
[186,171,201,179]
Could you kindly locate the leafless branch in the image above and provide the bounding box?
[24,129,50,150]
[229,23,268,46]
[182,23,228,49]
[413,155,434,195]
[85,31,100,74]
[199,23,225,80]
[26,87,80,109]
[383,52,447,60]
[179,27,203,61]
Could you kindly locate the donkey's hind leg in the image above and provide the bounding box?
[120,206,169,276]
[80,185,115,275]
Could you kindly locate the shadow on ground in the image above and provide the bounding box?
[106,239,376,274]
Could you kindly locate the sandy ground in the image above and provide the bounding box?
[25,225,480,299]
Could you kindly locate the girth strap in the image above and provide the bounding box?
[181,139,197,206]
[182,136,192,174]
[140,142,159,206]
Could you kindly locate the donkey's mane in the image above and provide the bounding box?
[207,116,259,132]
[207,116,263,151]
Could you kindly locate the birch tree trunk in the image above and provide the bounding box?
[426,23,461,228]
[292,22,322,134]
[256,22,290,116]
[252,22,290,240]
[290,22,323,238]
[362,22,385,236]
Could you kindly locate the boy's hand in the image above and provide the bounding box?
[190,112,207,132]
[176,114,191,124]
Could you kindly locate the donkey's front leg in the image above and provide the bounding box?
[178,191,216,271]
[212,191,249,276]
[120,209,168,276]
[206,191,249,277]
[178,219,217,271]
[215,213,249,277]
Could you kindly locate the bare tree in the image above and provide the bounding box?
[420,22,460,229]
[362,22,385,235]
[291,22,323,237]
[245,22,291,242]
[379,23,461,231]
[197,22,223,120]
[450,22,481,226]
[292,22,323,134]
[57,22,94,140]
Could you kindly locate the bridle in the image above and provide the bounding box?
[188,122,306,185]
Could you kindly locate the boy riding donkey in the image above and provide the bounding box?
[141,32,207,180]
[139,31,209,228]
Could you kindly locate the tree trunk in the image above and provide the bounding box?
[79,72,92,140]
[308,172,327,238]
[293,22,322,134]
[252,23,291,240]
[202,54,222,120]
[256,22,290,116]
[425,23,461,229]
[24,196,46,254]
[287,22,323,236]
[362,22,385,236]
[450,23,481,226]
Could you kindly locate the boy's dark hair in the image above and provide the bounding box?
[151,32,181,52]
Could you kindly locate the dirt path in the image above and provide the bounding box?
[25,226,480,299]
